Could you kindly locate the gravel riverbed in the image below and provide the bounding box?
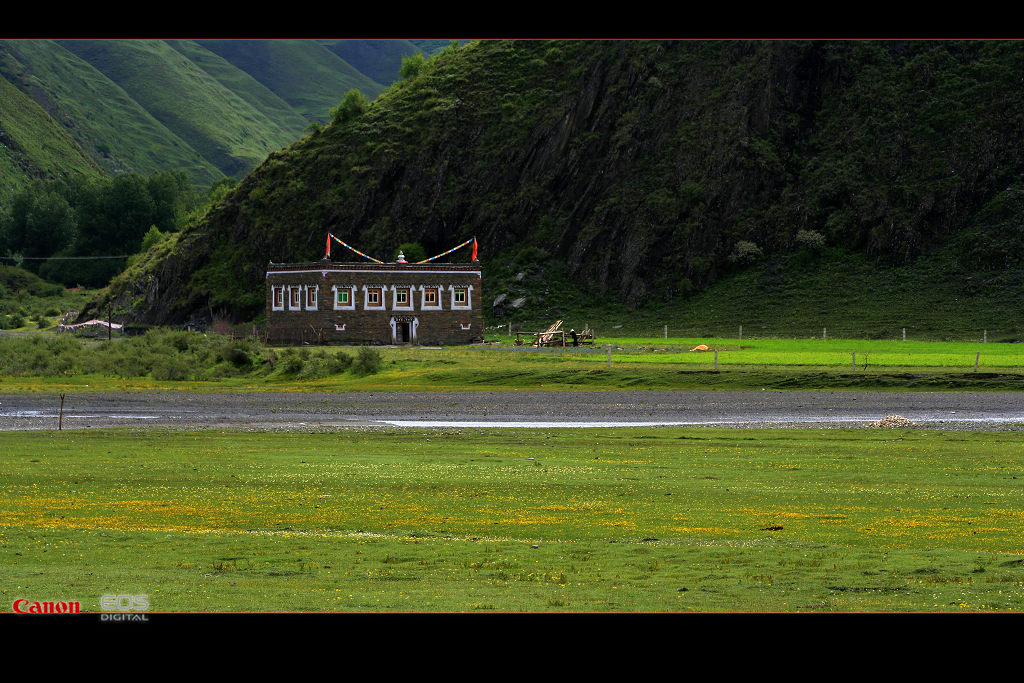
[2,389,1023,431]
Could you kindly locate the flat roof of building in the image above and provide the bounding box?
[267,260,481,274]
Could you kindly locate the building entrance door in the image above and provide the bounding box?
[390,316,418,344]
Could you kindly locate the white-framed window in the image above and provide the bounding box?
[271,285,285,311]
[333,285,355,311]
[392,286,413,311]
[304,285,318,311]
[450,284,472,311]
[288,286,302,310]
[420,286,442,310]
[363,286,385,311]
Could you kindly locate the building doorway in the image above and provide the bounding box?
[390,316,418,344]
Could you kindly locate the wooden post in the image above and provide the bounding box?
[664,325,668,339]
[823,327,827,340]
[975,352,980,372]
[739,325,743,340]
[107,305,112,341]
[508,323,511,337]
[607,344,612,368]
[58,393,65,431]
[902,328,906,342]
[852,351,856,370]
[984,329,987,344]
[714,349,718,370]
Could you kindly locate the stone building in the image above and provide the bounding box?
[265,254,483,345]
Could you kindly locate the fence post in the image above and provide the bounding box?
[852,351,856,370]
[823,327,827,340]
[902,328,906,342]
[975,352,980,372]
[739,325,743,340]
[664,325,668,339]
[714,349,718,370]
[607,344,612,368]
[984,329,987,344]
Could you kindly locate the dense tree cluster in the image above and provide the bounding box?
[0,171,204,287]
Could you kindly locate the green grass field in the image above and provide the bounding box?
[3,427,1023,613]
[4,334,1024,393]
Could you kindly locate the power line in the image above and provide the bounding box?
[0,255,131,260]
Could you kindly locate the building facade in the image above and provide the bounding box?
[265,259,483,345]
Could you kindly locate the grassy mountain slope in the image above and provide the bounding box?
[58,40,303,178]
[319,40,422,86]
[196,40,386,122]
[0,72,104,201]
[166,41,309,138]
[409,40,462,56]
[91,40,1024,336]
[0,40,222,188]
[484,242,1024,342]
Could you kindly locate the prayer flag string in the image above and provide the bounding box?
[416,237,477,263]
[325,234,478,264]
[328,233,384,263]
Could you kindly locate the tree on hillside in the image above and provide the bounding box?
[398,52,427,80]
[330,89,369,125]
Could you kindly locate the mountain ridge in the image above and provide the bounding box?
[0,39,429,195]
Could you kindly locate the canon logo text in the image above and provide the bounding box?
[12,599,81,614]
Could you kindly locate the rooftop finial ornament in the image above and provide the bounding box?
[396,250,407,264]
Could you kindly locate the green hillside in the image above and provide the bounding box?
[196,40,387,122]
[86,40,1024,331]
[57,40,304,178]
[166,41,309,138]
[319,40,422,86]
[55,40,1024,337]
[0,41,222,188]
[409,40,464,56]
[0,72,104,201]
[0,39,408,191]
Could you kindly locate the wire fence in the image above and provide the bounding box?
[470,336,1024,372]
[483,322,1021,346]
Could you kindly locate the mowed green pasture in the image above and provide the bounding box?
[3,427,1024,612]
[4,335,1024,393]
[510,337,1024,368]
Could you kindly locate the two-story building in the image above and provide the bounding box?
[265,256,482,345]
